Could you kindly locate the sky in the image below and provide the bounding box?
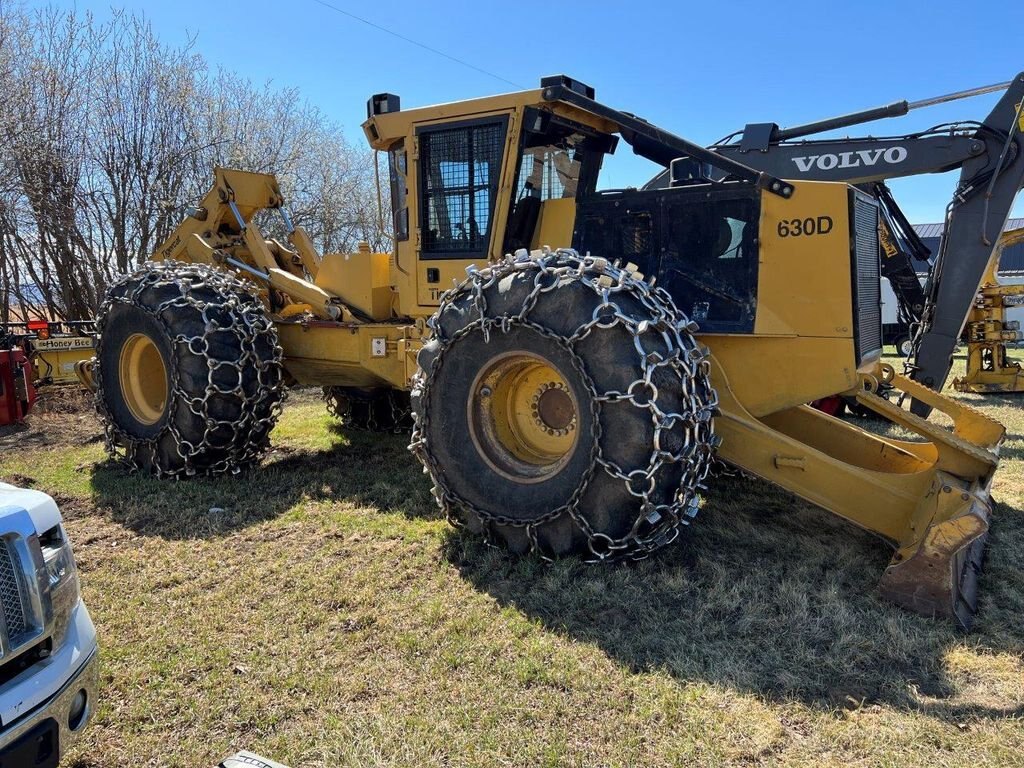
[45,0,1024,223]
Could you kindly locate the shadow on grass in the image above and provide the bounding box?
[996,432,1024,461]
[444,474,1024,718]
[89,424,435,539]
[963,392,1024,410]
[84,395,1024,718]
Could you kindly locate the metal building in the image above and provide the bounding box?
[913,217,1024,274]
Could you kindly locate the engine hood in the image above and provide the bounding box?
[0,481,63,535]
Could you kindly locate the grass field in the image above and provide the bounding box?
[1,354,1022,767]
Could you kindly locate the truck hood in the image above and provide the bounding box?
[0,482,62,535]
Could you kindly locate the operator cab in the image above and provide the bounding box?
[365,75,786,332]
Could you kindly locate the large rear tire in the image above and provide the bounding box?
[411,250,718,560]
[95,261,285,477]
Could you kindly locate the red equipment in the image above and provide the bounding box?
[25,319,50,340]
[0,347,37,426]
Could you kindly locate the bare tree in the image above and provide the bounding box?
[0,3,388,321]
[1,6,103,319]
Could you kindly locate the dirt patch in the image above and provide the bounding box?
[0,472,37,487]
[49,491,96,520]
[34,384,93,414]
[0,401,102,451]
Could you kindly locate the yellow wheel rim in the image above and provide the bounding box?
[118,333,168,426]
[469,352,579,483]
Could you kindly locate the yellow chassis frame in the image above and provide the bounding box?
[274,319,422,389]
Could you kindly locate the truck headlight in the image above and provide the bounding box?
[39,525,79,599]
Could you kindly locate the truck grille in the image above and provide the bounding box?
[0,542,27,640]
[851,191,883,363]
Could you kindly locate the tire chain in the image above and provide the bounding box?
[322,387,413,433]
[410,248,720,562]
[95,261,286,478]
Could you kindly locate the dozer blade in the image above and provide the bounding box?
[711,361,1004,629]
[877,479,990,629]
[854,373,1003,629]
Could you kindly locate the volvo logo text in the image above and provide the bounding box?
[791,147,908,173]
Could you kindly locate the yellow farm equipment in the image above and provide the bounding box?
[87,76,1007,628]
[1,320,97,387]
[954,227,1024,393]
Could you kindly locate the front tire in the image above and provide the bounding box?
[411,250,718,560]
[95,261,285,477]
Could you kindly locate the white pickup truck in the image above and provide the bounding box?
[0,482,98,766]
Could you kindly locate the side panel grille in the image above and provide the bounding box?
[852,192,883,362]
[0,542,27,640]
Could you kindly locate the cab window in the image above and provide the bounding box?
[504,109,613,253]
[388,141,409,242]
[418,118,507,258]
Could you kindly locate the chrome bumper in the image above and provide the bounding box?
[0,604,99,757]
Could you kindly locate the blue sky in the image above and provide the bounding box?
[51,0,1024,222]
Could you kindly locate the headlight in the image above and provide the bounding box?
[39,525,79,598]
[39,525,80,643]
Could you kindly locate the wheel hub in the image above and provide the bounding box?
[118,333,168,426]
[534,383,575,432]
[469,352,580,483]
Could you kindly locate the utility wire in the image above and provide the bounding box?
[308,0,526,90]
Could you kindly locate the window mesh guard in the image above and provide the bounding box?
[421,122,505,254]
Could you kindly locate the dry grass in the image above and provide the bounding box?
[1,354,1023,767]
